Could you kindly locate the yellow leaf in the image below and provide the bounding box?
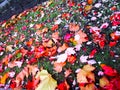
[35,70,57,90]
[85,83,97,90]
[83,64,95,72]
[84,5,92,12]
[99,76,109,88]
[77,69,88,84]
[6,45,13,52]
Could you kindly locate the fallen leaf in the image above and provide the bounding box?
[67,55,76,64]
[87,0,93,4]
[57,43,68,53]
[35,70,57,90]
[100,64,117,76]
[54,61,66,73]
[0,73,9,84]
[64,69,72,78]
[51,24,59,31]
[99,76,109,88]
[6,45,13,52]
[74,30,88,45]
[69,23,79,32]
[84,5,92,12]
[80,83,97,90]
[34,23,43,29]
[83,64,95,72]
[77,69,88,84]
[77,64,95,86]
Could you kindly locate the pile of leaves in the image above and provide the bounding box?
[0,0,120,90]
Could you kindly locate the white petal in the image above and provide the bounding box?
[87,59,96,65]
[55,18,62,25]
[56,53,67,63]
[74,34,80,41]
[75,44,82,51]
[15,61,23,68]
[9,72,15,78]
[91,17,97,21]
[80,55,88,63]
[65,47,76,55]
[94,3,101,8]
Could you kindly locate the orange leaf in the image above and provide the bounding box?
[0,73,9,84]
[77,64,95,85]
[34,23,43,29]
[74,30,88,45]
[43,40,53,47]
[53,61,66,73]
[69,23,79,32]
[99,76,109,88]
[52,31,59,40]
[57,43,68,53]
[26,39,33,46]
[87,0,93,4]
[67,55,76,64]
[2,56,9,65]
[80,83,97,90]
[51,24,59,31]
[77,69,88,84]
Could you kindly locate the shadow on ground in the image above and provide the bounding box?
[0,0,48,22]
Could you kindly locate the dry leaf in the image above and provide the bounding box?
[64,69,72,77]
[80,83,97,90]
[35,70,57,90]
[6,45,13,52]
[69,23,80,31]
[54,61,66,73]
[83,64,95,72]
[77,64,95,86]
[34,24,43,29]
[84,5,92,12]
[99,76,109,88]
[43,40,53,47]
[57,43,68,53]
[87,0,93,5]
[15,65,38,86]
[77,69,88,84]
[52,31,59,40]
[0,73,9,84]
[74,30,88,45]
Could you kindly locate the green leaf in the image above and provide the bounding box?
[16,53,22,59]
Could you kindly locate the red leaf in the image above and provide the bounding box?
[28,58,37,64]
[99,41,105,49]
[10,80,16,89]
[109,41,117,47]
[100,64,117,76]
[57,81,69,90]
[89,49,97,58]
[51,24,59,31]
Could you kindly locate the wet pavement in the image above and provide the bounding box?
[0,0,47,22]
